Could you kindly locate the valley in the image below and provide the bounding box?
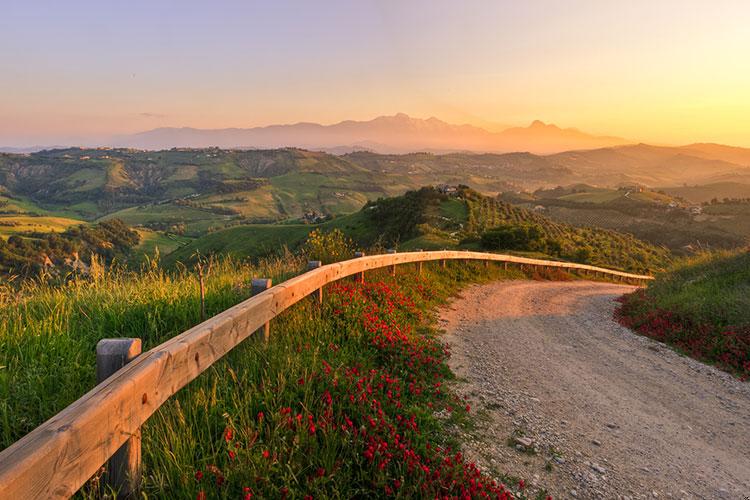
[1,143,748,276]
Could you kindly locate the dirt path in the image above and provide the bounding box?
[440,280,750,500]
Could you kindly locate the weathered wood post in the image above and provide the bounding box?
[251,278,272,341]
[354,251,365,283]
[96,338,142,497]
[414,249,423,275]
[503,261,508,271]
[196,262,207,322]
[307,260,323,303]
[386,249,397,276]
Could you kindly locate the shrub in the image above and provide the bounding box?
[480,223,548,253]
[300,228,356,263]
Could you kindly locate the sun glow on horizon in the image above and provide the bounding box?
[1,0,749,147]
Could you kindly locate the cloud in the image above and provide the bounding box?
[139,112,166,119]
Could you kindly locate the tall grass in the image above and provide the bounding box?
[616,249,750,377]
[0,252,305,449]
[1,248,547,497]
[634,250,750,327]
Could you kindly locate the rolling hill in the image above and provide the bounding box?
[2,144,749,263]
[165,186,671,273]
[549,143,750,187]
[502,185,750,253]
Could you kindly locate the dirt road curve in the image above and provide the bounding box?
[440,280,750,500]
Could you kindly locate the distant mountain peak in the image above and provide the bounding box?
[115,114,632,154]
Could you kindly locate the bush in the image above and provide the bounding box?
[480,223,548,253]
[300,228,356,264]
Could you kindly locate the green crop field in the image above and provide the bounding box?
[0,215,84,238]
[135,229,193,260]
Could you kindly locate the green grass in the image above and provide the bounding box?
[269,171,384,217]
[616,250,750,377]
[101,204,233,236]
[0,255,534,498]
[135,229,193,261]
[637,250,750,328]
[162,225,315,265]
[66,166,107,192]
[0,215,85,238]
[163,211,377,266]
[438,199,468,222]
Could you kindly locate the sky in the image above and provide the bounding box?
[1,0,749,147]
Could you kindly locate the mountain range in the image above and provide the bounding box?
[113,113,630,154]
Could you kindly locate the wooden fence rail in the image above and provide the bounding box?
[0,251,653,498]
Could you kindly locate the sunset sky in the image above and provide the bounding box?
[1,0,749,147]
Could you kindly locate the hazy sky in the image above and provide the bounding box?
[1,0,749,146]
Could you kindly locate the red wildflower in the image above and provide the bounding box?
[262,449,270,459]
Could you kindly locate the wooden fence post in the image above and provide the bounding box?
[96,338,142,497]
[386,249,397,276]
[354,251,365,283]
[251,278,272,341]
[414,249,423,275]
[307,261,323,303]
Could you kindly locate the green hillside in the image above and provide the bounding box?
[502,185,749,253]
[0,147,591,240]
[168,186,670,273]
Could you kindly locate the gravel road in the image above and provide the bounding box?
[440,280,750,500]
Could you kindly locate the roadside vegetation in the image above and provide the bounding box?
[0,230,557,498]
[616,249,750,378]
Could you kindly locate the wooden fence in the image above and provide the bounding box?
[0,250,653,498]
